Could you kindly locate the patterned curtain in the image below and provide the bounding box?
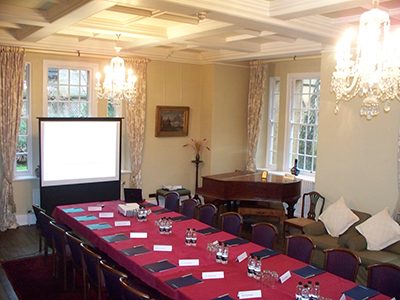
[246,61,267,172]
[125,58,149,188]
[396,128,400,223]
[0,46,25,231]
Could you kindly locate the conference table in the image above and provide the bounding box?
[53,200,388,300]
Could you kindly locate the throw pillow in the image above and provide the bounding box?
[318,196,359,237]
[355,208,400,251]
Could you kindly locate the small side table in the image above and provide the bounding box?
[155,188,191,204]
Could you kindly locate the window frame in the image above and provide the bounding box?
[284,72,320,177]
[266,76,280,170]
[42,60,98,117]
[15,62,33,179]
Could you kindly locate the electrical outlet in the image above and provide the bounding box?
[27,209,33,214]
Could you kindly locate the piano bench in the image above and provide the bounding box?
[238,206,286,226]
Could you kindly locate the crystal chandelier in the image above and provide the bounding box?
[95,45,137,105]
[331,1,400,120]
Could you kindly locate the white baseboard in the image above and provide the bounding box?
[16,213,36,226]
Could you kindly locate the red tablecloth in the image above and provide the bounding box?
[53,200,388,300]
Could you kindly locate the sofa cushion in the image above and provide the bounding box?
[356,208,400,251]
[338,210,372,247]
[308,234,340,251]
[303,221,327,236]
[319,196,359,237]
[357,249,400,266]
[346,234,367,251]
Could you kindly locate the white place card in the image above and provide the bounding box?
[280,271,291,283]
[339,293,346,300]
[179,259,199,266]
[202,271,224,279]
[237,290,262,299]
[153,245,172,252]
[88,206,103,212]
[130,232,148,238]
[115,221,131,227]
[236,251,248,263]
[99,212,114,218]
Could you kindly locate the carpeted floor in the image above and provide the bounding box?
[1,255,97,300]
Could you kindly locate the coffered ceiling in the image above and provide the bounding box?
[0,0,399,63]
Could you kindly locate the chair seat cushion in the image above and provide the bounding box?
[285,218,316,229]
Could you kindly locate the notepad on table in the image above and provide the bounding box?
[344,285,379,300]
[63,207,85,213]
[74,215,97,222]
[170,215,191,222]
[121,245,150,256]
[143,260,176,273]
[152,208,170,215]
[223,237,249,246]
[292,265,325,279]
[197,227,221,235]
[86,223,112,230]
[165,274,202,289]
[212,295,234,300]
[251,248,278,259]
[102,233,129,243]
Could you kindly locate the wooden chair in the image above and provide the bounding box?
[286,235,315,264]
[220,212,243,236]
[32,204,46,253]
[100,260,127,300]
[80,243,103,300]
[49,221,71,290]
[180,198,199,218]
[65,231,84,290]
[367,263,400,299]
[251,222,278,249]
[197,203,217,226]
[120,277,154,300]
[163,191,180,212]
[36,210,55,256]
[284,191,325,235]
[324,248,360,282]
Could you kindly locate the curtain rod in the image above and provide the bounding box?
[260,54,321,64]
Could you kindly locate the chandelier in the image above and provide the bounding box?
[331,1,400,120]
[95,45,137,105]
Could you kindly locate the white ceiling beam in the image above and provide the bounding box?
[269,0,368,20]
[11,0,116,42]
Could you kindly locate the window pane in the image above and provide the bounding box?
[70,69,80,85]
[19,119,27,135]
[16,154,28,171]
[48,68,58,85]
[59,69,69,84]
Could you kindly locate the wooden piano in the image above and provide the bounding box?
[196,170,302,218]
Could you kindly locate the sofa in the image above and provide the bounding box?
[303,210,400,285]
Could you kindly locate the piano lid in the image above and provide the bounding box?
[202,170,301,184]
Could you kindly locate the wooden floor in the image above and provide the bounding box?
[0,225,41,300]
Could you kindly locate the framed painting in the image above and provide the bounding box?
[155,106,190,137]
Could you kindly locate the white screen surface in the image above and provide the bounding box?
[40,120,120,187]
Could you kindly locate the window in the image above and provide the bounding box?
[107,101,121,117]
[267,77,280,169]
[287,75,320,175]
[44,61,98,117]
[15,63,32,177]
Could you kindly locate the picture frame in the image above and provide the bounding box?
[155,106,190,137]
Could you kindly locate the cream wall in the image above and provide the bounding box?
[316,51,400,214]
[12,53,250,218]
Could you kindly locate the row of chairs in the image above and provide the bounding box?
[33,205,157,300]
[286,235,400,298]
